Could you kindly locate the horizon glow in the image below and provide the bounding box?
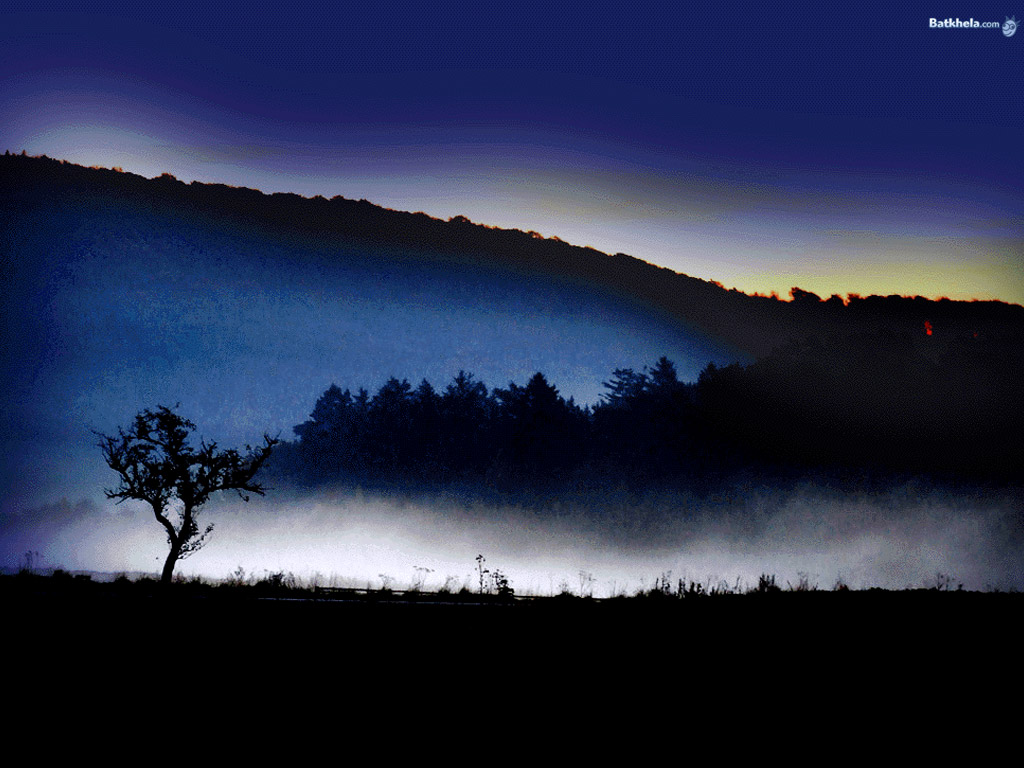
[7,141,1020,305]
[1,6,1020,306]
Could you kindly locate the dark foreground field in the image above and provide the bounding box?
[6,572,1020,677]
[7,582,1022,735]
[6,573,1020,735]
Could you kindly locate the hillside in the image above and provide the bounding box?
[5,152,1021,360]
[2,152,1023,496]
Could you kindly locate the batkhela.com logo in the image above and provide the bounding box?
[928,15,1017,35]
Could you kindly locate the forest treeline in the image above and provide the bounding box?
[272,328,1023,495]
[4,153,1021,490]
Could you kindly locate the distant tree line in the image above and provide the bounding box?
[695,329,1023,480]
[272,329,1023,495]
[6,154,1020,487]
[273,368,598,493]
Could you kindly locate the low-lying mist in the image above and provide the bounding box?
[3,479,1021,595]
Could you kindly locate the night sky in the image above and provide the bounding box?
[2,2,1022,589]
[2,1,1021,303]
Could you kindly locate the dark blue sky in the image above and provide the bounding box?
[2,1,1022,302]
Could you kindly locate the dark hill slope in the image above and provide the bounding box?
[0,152,740,506]
[5,153,1021,360]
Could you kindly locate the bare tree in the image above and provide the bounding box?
[97,405,278,584]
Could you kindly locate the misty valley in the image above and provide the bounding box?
[2,154,1022,605]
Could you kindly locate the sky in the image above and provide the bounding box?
[1,1,1022,304]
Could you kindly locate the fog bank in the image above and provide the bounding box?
[3,480,1020,595]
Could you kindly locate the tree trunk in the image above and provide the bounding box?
[161,540,181,584]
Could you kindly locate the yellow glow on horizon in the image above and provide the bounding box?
[732,241,1024,304]
[9,148,1021,306]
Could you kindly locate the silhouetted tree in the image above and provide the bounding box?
[292,384,373,479]
[409,379,443,474]
[790,287,822,304]
[599,367,649,408]
[440,371,494,474]
[97,405,277,584]
[494,372,587,477]
[646,356,680,391]
[590,358,698,479]
[293,384,355,479]
[369,377,415,472]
